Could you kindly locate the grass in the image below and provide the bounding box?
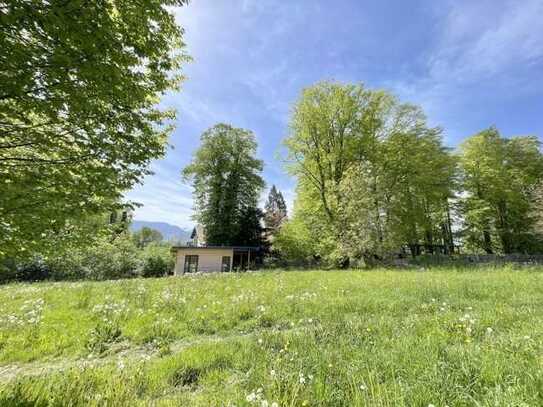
[0,266,542,405]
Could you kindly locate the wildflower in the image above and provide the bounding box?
[359,384,367,391]
[270,369,276,377]
[246,393,257,402]
[486,327,493,334]
[271,403,279,407]
[258,338,264,344]
[523,335,531,340]
[299,373,306,384]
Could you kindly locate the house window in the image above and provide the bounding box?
[221,256,231,272]
[184,255,198,273]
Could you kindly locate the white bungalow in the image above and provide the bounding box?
[171,224,259,274]
[171,245,259,274]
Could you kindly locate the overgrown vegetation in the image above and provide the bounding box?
[278,82,543,267]
[0,0,190,259]
[0,226,174,283]
[0,268,542,405]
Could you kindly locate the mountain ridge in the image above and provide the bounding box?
[130,220,192,243]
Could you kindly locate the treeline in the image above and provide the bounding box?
[0,219,174,283]
[273,82,543,266]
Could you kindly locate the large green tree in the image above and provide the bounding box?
[283,81,456,265]
[458,127,543,254]
[0,0,190,258]
[182,124,265,246]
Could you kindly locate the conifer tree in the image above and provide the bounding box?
[264,185,288,235]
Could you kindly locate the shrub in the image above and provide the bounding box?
[139,243,174,278]
[0,232,176,283]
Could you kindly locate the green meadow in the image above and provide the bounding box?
[0,267,542,406]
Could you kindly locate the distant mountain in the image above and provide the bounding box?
[130,221,192,243]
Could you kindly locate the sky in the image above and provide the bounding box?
[126,0,543,229]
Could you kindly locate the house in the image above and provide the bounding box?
[172,245,259,274]
[172,224,260,274]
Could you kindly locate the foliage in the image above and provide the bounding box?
[0,0,190,259]
[140,243,174,278]
[458,127,543,254]
[264,185,288,235]
[1,230,174,282]
[235,206,266,248]
[53,232,142,281]
[531,180,543,236]
[182,123,265,246]
[133,227,164,249]
[283,81,456,266]
[272,217,318,265]
[0,268,543,405]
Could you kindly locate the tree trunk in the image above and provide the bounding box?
[483,229,493,254]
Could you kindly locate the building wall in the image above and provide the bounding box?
[174,248,233,275]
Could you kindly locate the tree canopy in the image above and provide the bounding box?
[132,227,163,249]
[458,127,543,254]
[0,0,190,258]
[182,123,265,246]
[281,84,543,264]
[282,82,458,265]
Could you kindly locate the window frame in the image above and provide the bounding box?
[184,255,199,273]
[221,256,231,272]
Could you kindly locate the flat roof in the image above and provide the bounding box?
[171,245,260,250]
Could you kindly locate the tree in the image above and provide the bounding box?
[132,227,163,249]
[235,206,265,247]
[264,185,288,235]
[532,181,543,237]
[182,124,265,246]
[379,122,457,256]
[458,127,543,254]
[0,0,190,259]
[283,81,455,265]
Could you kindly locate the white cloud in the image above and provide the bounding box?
[430,0,543,82]
[125,176,194,229]
[383,0,543,143]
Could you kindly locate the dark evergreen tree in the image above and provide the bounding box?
[264,185,288,235]
[235,207,265,247]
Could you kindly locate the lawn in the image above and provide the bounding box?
[0,267,542,406]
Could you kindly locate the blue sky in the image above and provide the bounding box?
[126,0,543,229]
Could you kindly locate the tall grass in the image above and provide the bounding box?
[0,266,542,405]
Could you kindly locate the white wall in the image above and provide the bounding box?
[174,248,233,274]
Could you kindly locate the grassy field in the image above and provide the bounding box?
[0,267,542,406]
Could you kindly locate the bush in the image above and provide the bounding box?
[0,232,176,283]
[45,233,141,281]
[83,233,141,280]
[139,243,174,278]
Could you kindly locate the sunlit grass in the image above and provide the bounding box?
[1,266,542,405]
